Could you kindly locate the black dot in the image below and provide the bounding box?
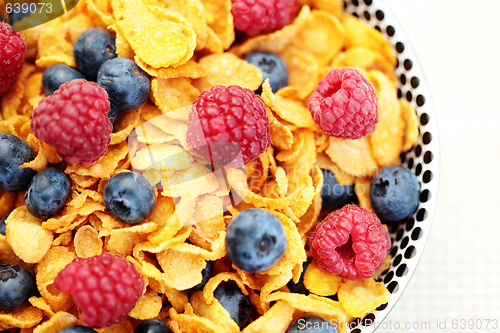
[420,189,431,203]
[387,281,399,293]
[400,151,407,162]
[420,113,429,125]
[404,59,413,70]
[400,74,407,84]
[353,12,359,18]
[386,25,395,36]
[376,302,388,311]
[396,42,405,53]
[416,208,427,222]
[393,254,402,266]
[375,9,385,20]
[384,270,394,284]
[344,1,347,9]
[361,314,376,326]
[396,263,408,277]
[407,157,414,169]
[364,0,373,5]
[416,94,426,107]
[424,151,433,163]
[390,246,398,257]
[351,329,361,333]
[397,88,402,98]
[415,163,422,176]
[395,58,399,68]
[350,318,361,330]
[411,76,420,88]
[423,170,433,183]
[405,245,417,259]
[422,132,432,145]
[406,217,415,231]
[352,0,359,6]
[396,229,404,241]
[411,227,423,241]
[375,25,381,32]
[415,144,422,157]
[400,236,409,249]
[364,11,371,20]
[406,91,413,102]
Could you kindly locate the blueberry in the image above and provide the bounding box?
[244,51,288,93]
[225,208,287,273]
[57,325,98,333]
[73,28,117,80]
[0,133,36,192]
[370,166,420,221]
[97,57,150,112]
[42,63,85,95]
[0,215,8,236]
[103,172,155,225]
[0,264,37,310]
[134,319,172,333]
[213,281,252,329]
[9,7,34,25]
[183,260,213,293]
[321,169,356,212]
[287,314,338,333]
[287,260,311,295]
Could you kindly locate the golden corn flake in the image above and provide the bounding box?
[190,291,240,333]
[31,312,79,333]
[199,0,234,50]
[151,77,200,114]
[74,225,103,257]
[168,306,223,333]
[157,249,206,290]
[400,99,420,151]
[129,289,163,320]
[0,305,44,330]
[303,260,342,296]
[136,57,205,80]
[0,190,17,217]
[301,0,344,18]
[338,278,391,318]
[281,47,319,99]
[242,301,294,333]
[315,152,354,185]
[354,177,374,212]
[35,32,76,68]
[326,136,379,178]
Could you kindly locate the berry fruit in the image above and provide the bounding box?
[370,166,420,221]
[213,281,252,329]
[0,133,36,192]
[25,167,71,219]
[0,264,37,310]
[183,260,213,293]
[244,51,288,93]
[97,57,150,112]
[73,28,117,80]
[186,85,271,166]
[57,325,97,333]
[134,319,172,333]
[31,79,112,164]
[54,253,144,328]
[321,169,355,212]
[308,67,379,139]
[0,215,7,235]
[232,0,299,36]
[225,208,287,273]
[42,63,85,95]
[0,22,26,95]
[286,314,338,333]
[310,205,391,280]
[103,172,155,225]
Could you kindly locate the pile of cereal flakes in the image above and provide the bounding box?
[0,0,420,332]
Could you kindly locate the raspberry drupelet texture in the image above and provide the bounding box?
[186,85,271,166]
[0,22,26,95]
[231,0,299,36]
[308,67,379,140]
[310,205,391,280]
[31,79,112,164]
[54,253,144,329]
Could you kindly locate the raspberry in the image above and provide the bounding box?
[54,253,144,328]
[31,79,112,164]
[231,0,299,36]
[0,22,26,95]
[308,67,379,140]
[310,205,391,280]
[186,85,271,166]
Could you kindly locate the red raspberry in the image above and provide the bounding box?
[0,22,26,95]
[310,205,391,280]
[231,0,299,36]
[186,85,271,166]
[31,79,112,164]
[54,253,144,328]
[308,67,379,140]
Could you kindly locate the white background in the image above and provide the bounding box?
[382,0,500,332]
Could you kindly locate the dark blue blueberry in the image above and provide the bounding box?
[183,260,213,293]
[25,167,71,220]
[321,169,355,212]
[97,57,150,112]
[57,325,98,333]
[134,319,172,333]
[287,315,338,333]
[225,208,287,273]
[244,51,288,93]
[287,260,311,295]
[213,281,252,329]
[370,166,420,221]
[0,215,8,236]
[107,107,121,130]
[0,133,36,192]
[9,7,35,25]
[73,28,117,80]
[103,172,155,225]
[0,264,37,310]
[42,63,85,95]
